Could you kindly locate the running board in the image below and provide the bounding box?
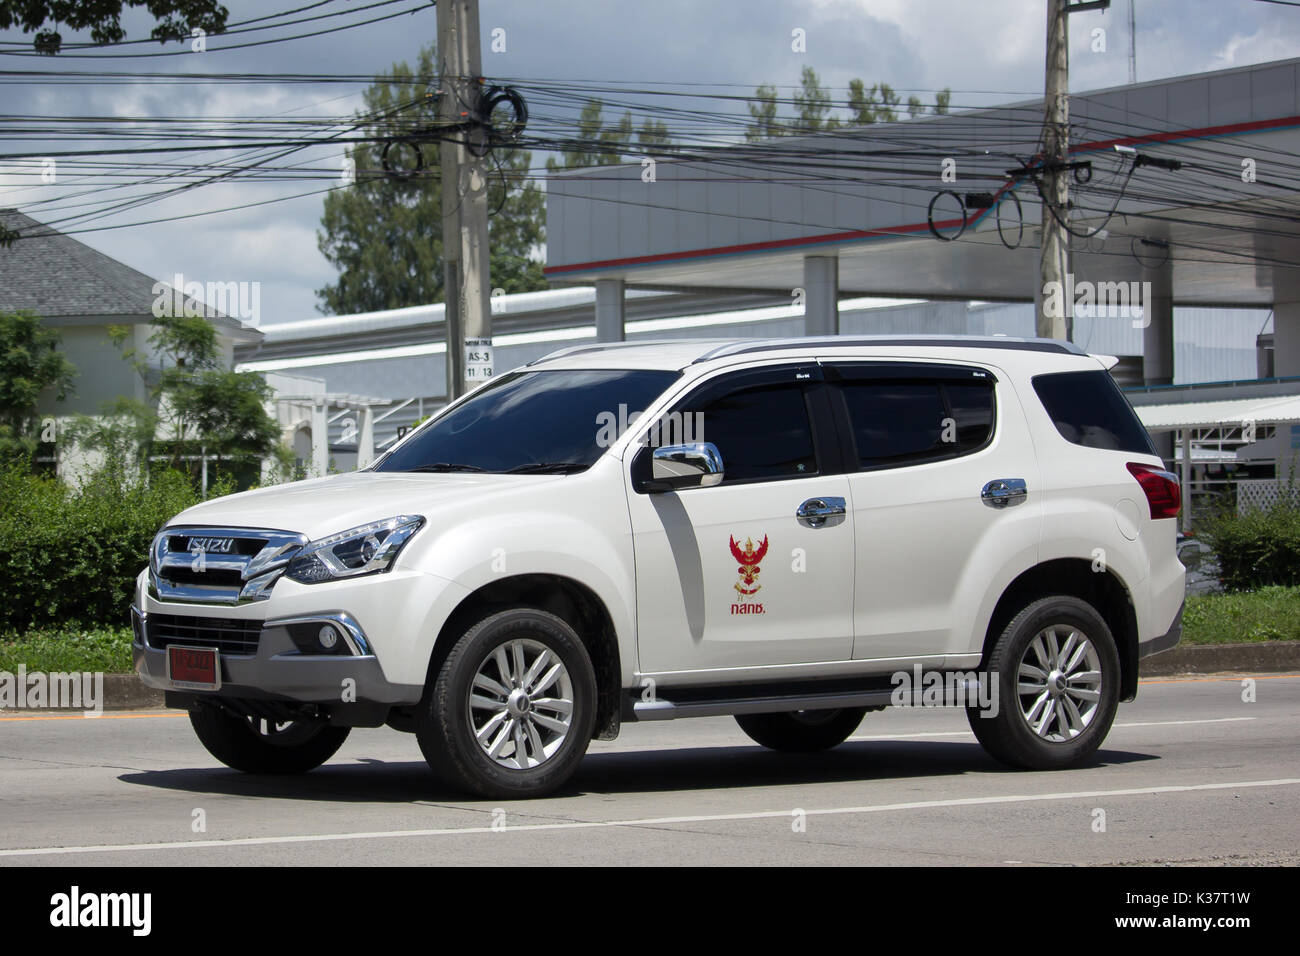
[631,688,897,721]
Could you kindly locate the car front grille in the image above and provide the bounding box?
[149,525,308,605]
[146,613,263,657]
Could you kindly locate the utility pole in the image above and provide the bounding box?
[1037,0,1112,340]
[437,0,492,402]
[1128,0,1137,85]
[1037,0,1071,340]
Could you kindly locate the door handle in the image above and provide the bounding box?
[981,478,1027,509]
[796,496,846,527]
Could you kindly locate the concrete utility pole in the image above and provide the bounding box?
[1037,0,1071,341]
[437,0,492,402]
[1128,0,1137,86]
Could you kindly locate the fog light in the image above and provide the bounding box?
[318,625,339,652]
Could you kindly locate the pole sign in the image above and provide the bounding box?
[466,337,494,383]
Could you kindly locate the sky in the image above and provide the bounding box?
[1,0,1298,326]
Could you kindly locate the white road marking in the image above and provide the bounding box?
[847,715,1256,742]
[593,716,1260,754]
[2,776,1297,858]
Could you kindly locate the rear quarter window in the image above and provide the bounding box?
[1031,369,1156,455]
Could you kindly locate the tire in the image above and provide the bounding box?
[416,608,597,799]
[735,708,867,753]
[189,704,350,774]
[968,595,1121,770]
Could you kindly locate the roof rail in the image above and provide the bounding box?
[527,338,725,366]
[690,335,1085,363]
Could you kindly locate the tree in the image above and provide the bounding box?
[0,310,76,465]
[847,79,881,125]
[746,84,783,142]
[792,66,839,133]
[545,99,671,171]
[316,44,547,314]
[0,0,227,54]
[86,314,281,484]
[750,74,953,138]
[910,87,952,119]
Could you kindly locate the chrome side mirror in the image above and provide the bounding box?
[648,442,724,492]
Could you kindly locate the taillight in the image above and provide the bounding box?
[1126,462,1181,519]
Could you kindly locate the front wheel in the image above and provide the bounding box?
[968,595,1121,770]
[189,704,350,773]
[736,708,867,752]
[417,608,597,799]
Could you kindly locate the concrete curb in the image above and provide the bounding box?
[1141,641,1300,676]
[102,673,166,710]
[0,673,164,714]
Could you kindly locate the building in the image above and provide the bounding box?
[0,209,262,479]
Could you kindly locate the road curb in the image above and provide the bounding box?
[0,674,165,713]
[102,673,166,709]
[1142,641,1300,676]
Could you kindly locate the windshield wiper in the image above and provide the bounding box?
[406,462,487,473]
[504,462,588,474]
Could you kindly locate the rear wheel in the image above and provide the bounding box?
[736,708,867,752]
[968,595,1120,769]
[189,704,350,773]
[417,608,597,799]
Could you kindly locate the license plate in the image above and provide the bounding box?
[166,645,220,691]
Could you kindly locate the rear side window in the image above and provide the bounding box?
[838,378,995,470]
[1032,370,1156,454]
[690,383,817,482]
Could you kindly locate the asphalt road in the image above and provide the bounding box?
[1,674,1297,866]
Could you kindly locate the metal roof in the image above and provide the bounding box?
[1136,394,1300,430]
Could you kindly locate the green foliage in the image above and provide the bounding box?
[847,79,902,124]
[0,0,228,54]
[544,99,672,172]
[0,463,230,631]
[73,312,282,483]
[0,626,133,673]
[0,310,77,465]
[793,66,838,132]
[316,44,547,314]
[1198,497,1300,592]
[746,84,783,141]
[747,71,952,140]
[1183,586,1300,644]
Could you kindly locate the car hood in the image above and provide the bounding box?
[165,470,562,540]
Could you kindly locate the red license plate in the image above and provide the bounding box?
[166,645,220,690]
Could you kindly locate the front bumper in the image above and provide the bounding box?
[132,604,423,706]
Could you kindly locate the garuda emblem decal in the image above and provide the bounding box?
[729,534,769,596]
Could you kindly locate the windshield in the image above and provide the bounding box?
[372,368,681,474]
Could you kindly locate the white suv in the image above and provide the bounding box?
[132,336,1186,798]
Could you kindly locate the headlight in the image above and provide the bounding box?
[285,515,424,584]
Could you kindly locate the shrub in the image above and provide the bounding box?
[1197,496,1300,592]
[0,465,218,631]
